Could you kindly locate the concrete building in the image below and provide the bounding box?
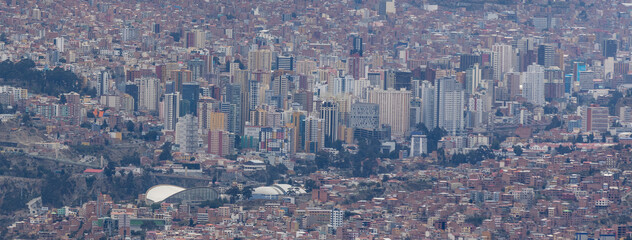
[368,88,411,136]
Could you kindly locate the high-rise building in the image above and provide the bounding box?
[537,44,555,68]
[164,92,181,131]
[522,64,545,106]
[347,54,364,80]
[125,83,139,111]
[603,39,618,58]
[505,72,521,100]
[465,63,482,95]
[53,37,65,52]
[582,106,609,133]
[459,54,481,71]
[276,56,294,71]
[394,71,413,91]
[368,88,411,136]
[63,92,82,124]
[181,82,200,116]
[420,81,435,128]
[97,71,110,96]
[187,58,206,81]
[136,77,160,112]
[579,71,596,90]
[351,36,363,56]
[121,26,137,42]
[248,49,273,72]
[175,114,199,153]
[207,130,233,156]
[197,97,215,131]
[544,67,564,100]
[349,103,379,130]
[410,132,427,156]
[330,208,344,229]
[304,116,324,153]
[225,84,243,134]
[185,29,205,48]
[492,44,514,81]
[320,101,339,146]
[170,69,192,92]
[434,76,465,135]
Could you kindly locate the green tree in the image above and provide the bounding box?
[242,186,253,200]
[513,145,523,156]
[545,116,562,130]
[126,120,135,132]
[304,179,317,192]
[158,142,173,161]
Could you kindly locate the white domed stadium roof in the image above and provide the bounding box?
[146,184,186,203]
[252,184,307,196]
[253,186,285,196]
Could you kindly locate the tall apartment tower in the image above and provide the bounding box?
[136,77,160,112]
[522,64,545,106]
[465,63,482,95]
[603,39,617,58]
[175,114,199,153]
[368,88,411,136]
[320,101,339,146]
[492,44,514,81]
[434,76,465,135]
[537,44,555,68]
[248,49,273,72]
[164,92,181,131]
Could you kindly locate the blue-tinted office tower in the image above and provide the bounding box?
[181,82,200,116]
[165,81,175,94]
[125,83,139,111]
[564,74,572,93]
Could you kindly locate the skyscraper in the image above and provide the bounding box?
[492,44,514,81]
[97,71,110,96]
[537,44,555,68]
[181,82,200,116]
[125,83,139,111]
[465,63,481,95]
[349,103,379,130]
[175,114,199,153]
[248,49,273,72]
[459,54,481,72]
[187,58,206,81]
[164,92,181,131]
[410,132,427,156]
[368,88,411,136]
[434,76,465,135]
[207,130,233,156]
[603,39,617,58]
[351,35,363,56]
[582,106,609,133]
[320,101,339,146]
[304,116,324,153]
[420,81,435,128]
[522,64,545,106]
[136,77,160,112]
[276,56,294,71]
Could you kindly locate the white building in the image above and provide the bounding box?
[435,76,464,135]
[136,77,160,112]
[410,133,427,156]
[368,88,411,136]
[164,92,180,131]
[176,114,199,153]
[522,64,545,106]
[492,44,514,81]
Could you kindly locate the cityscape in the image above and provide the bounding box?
[2,0,632,239]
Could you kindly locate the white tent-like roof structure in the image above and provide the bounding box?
[145,184,186,203]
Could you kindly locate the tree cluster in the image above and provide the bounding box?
[0,59,92,97]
